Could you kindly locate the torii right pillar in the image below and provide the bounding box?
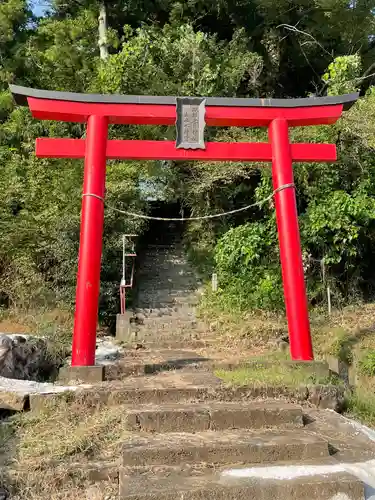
[269,118,312,359]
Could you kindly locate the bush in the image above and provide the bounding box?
[211,221,284,311]
[359,350,375,377]
[324,328,356,364]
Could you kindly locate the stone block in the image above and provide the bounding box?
[116,313,136,343]
[348,365,357,386]
[122,429,329,467]
[29,392,71,412]
[119,469,364,500]
[307,385,345,411]
[58,365,104,383]
[326,355,350,383]
[0,390,28,410]
[125,406,210,432]
[0,334,59,381]
[209,402,303,430]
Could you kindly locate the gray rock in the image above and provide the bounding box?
[0,486,8,500]
[0,334,59,381]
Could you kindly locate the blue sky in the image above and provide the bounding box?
[30,1,48,17]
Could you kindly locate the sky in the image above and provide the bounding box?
[30,1,48,17]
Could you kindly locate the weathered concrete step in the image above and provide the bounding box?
[133,315,197,323]
[134,308,196,318]
[106,350,210,379]
[126,331,206,345]
[133,325,204,336]
[128,332,207,346]
[138,255,186,261]
[133,324,201,333]
[136,297,200,307]
[119,468,364,499]
[119,337,212,350]
[135,298,199,306]
[135,318,198,327]
[136,268,196,276]
[122,429,329,467]
[124,401,303,433]
[134,312,196,320]
[29,373,345,412]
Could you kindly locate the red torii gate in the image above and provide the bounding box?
[10,85,358,370]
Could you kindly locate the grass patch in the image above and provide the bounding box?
[358,350,375,377]
[320,327,357,364]
[346,388,375,428]
[200,299,375,363]
[12,400,129,467]
[198,300,287,352]
[215,363,336,387]
[2,397,130,498]
[0,307,73,349]
[10,481,117,500]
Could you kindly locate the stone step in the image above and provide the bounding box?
[134,318,199,329]
[133,317,197,325]
[137,275,197,281]
[135,305,195,312]
[127,329,206,343]
[136,298,200,308]
[105,350,210,379]
[135,291,197,297]
[134,308,196,319]
[137,265,190,271]
[122,429,329,467]
[30,372,344,412]
[118,334,209,349]
[119,468,364,500]
[123,401,303,433]
[136,268,196,274]
[137,262,189,270]
[131,340,212,351]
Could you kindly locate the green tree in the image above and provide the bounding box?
[0,0,32,90]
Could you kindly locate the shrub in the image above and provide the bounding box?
[359,350,375,377]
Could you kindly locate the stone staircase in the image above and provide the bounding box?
[2,223,374,498]
[29,351,375,499]
[107,223,369,499]
[120,221,205,347]
[114,366,365,499]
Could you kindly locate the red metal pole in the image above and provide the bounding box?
[269,118,314,360]
[71,115,108,366]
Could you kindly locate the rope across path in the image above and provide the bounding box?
[82,183,295,222]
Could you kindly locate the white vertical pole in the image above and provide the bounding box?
[122,235,126,284]
[322,257,332,316]
[212,273,218,292]
[327,285,332,316]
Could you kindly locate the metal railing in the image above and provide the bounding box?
[120,234,137,314]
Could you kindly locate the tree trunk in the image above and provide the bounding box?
[98,1,109,61]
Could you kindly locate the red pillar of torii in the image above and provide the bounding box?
[10,85,358,366]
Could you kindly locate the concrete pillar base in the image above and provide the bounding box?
[58,365,105,383]
[116,312,137,343]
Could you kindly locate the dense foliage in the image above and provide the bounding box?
[2,0,375,320]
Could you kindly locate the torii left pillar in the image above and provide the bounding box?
[72,115,108,367]
[59,115,109,382]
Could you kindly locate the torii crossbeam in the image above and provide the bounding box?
[10,85,358,367]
